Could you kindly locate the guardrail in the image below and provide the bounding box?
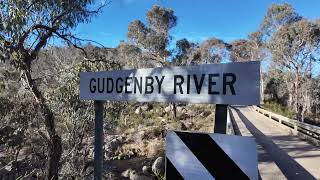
[252,106,320,146]
[226,107,235,135]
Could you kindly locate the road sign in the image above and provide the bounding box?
[80,61,260,105]
[166,131,258,180]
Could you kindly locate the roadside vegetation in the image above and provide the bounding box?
[262,101,295,119]
[0,1,319,179]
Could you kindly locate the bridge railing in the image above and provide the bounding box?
[226,107,235,135]
[252,106,320,146]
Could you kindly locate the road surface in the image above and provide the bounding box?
[230,106,320,180]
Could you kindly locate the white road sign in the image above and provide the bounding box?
[80,61,260,105]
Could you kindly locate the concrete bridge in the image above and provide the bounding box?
[229,106,320,179]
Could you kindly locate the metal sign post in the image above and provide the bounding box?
[214,104,228,134]
[94,100,104,180]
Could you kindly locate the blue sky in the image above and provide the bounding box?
[73,0,320,48]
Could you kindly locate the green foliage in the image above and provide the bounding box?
[127,5,177,63]
[0,0,105,72]
[262,101,295,119]
[268,20,320,68]
[260,3,302,36]
[229,31,265,62]
[48,53,123,134]
[198,38,227,64]
[173,38,194,65]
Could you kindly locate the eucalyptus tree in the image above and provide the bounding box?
[260,3,302,38]
[172,38,197,66]
[173,38,227,66]
[198,38,228,64]
[267,19,320,121]
[229,31,265,62]
[228,31,266,102]
[127,5,177,66]
[256,3,320,120]
[311,77,320,120]
[0,0,106,179]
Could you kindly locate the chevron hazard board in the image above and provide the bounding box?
[165,131,258,180]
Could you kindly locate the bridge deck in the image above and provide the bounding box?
[230,106,320,180]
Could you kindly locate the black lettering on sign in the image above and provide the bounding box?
[223,73,236,95]
[145,76,154,94]
[125,77,132,93]
[90,78,96,93]
[106,78,113,93]
[97,78,104,93]
[116,77,123,93]
[194,74,205,94]
[208,74,219,94]
[134,77,142,94]
[155,76,165,94]
[174,75,184,94]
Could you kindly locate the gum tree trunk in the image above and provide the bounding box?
[24,69,62,180]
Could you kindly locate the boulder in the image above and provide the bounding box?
[164,106,171,113]
[121,168,135,178]
[200,111,212,117]
[176,106,187,114]
[180,121,188,130]
[135,107,142,114]
[129,171,150,180]
[142,165,152,175]
[141,104,152,111]
[184,121,194,129]
[104,135,124,159]
[152,157,165,176]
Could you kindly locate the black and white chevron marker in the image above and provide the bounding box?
[165,131,258,180]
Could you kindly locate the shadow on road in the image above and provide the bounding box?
[233,107,316,180]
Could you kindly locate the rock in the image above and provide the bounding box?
[164,106,171,113]
[142,165,152,175]
[200,111,212,117]
[130,171,150,180]
[180,121,188,130]
[135,107,142,114]
[83,166,94,176]
[121,168,135,178]
[141,104,152,111]
[152,157,165,176]
[0,165,10,177]
[4,164,13,171]
[104,135,124,159]
[184,121,194,129]
[176,106,187,114]
[87,146,94,159]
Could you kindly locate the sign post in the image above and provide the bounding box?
[214,104,228,134]
[94,100,104,180]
